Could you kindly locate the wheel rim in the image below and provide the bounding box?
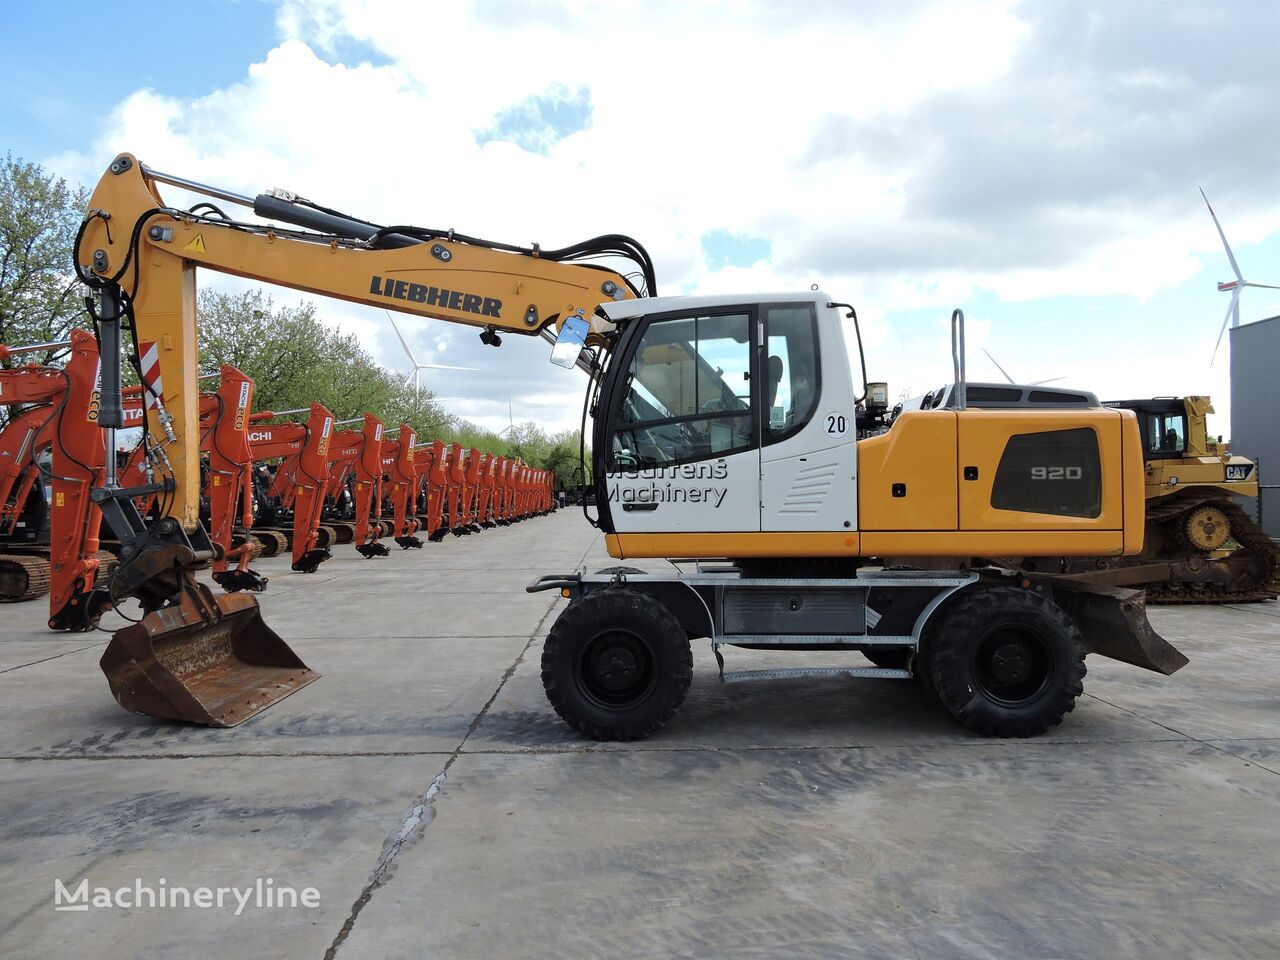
[970,623,1054,707]
[576,627,658,709]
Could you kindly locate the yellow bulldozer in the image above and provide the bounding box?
[1023,396,1279,603]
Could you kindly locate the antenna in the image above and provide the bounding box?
[1200,188,1280,365]
[385,311,477,393]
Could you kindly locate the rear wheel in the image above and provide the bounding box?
[924,586,1085,737]
[542,588,692,741]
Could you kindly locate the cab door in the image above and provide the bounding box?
[758,302,858,532]
[602,308,760,533]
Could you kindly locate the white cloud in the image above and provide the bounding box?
[44,0,1279,434]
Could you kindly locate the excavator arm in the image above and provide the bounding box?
[76,153,646,537]
[73,152,651,726]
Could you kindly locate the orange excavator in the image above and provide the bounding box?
[383,424,423,550]
[448,445,480,536]
[419,440,450,542]
[1,406,55,598]
[476,453,499,529]
[120,369,274,590]
[323,414,389,558]
[249,403,337,572]
[202,366,270,591]
[350,414,389,558]
[0,330,109,627]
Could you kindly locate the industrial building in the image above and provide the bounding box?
[1231,313,1280,538]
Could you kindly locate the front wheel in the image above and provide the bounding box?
[541,588,692,741]
[923,586,1086,737]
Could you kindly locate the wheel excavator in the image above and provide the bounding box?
[75,153,1188,737]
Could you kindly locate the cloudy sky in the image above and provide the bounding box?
[5,0,1278,436]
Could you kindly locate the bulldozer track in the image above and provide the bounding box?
[1144,496,1280,605]
[0,553,52,603]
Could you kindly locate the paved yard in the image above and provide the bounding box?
[1,512,1277,958]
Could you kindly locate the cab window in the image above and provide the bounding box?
[612,312,754,469]
[1148,413,1187,455]
[763,304,819,444]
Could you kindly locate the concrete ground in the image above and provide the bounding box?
[1,512,1278,959]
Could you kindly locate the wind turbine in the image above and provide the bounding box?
[497,395,517,438]
[1200,188,1280,365]
[981,348,1064,386]
[386,311,476,393]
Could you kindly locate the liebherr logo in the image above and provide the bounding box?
[369,276,502,318]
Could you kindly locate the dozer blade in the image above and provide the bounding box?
[100,583,318,726]
[1051,580,1189,676]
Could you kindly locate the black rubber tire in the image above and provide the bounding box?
[542,587,692,741]
[925,586,1086,738]
[862,649,911,670]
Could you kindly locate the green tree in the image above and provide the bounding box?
[196,288,453,437]
[0,154,88,365]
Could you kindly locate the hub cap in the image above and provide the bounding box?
[971,625,1053,706]
[578,629,656,708]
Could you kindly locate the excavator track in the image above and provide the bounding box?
[92,549,119,588]
[0,553,52,602]
[231,534,266,561]
[251,530,289,557]
[326,521,356,544]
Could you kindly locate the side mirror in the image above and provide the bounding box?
[551,313,590,369]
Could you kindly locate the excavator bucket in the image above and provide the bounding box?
[100,584,318,726]
[1051,580,1189,676]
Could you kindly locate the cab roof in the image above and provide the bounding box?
[601,291,830,322]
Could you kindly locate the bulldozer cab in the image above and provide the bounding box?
[1108,397,1219,461]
